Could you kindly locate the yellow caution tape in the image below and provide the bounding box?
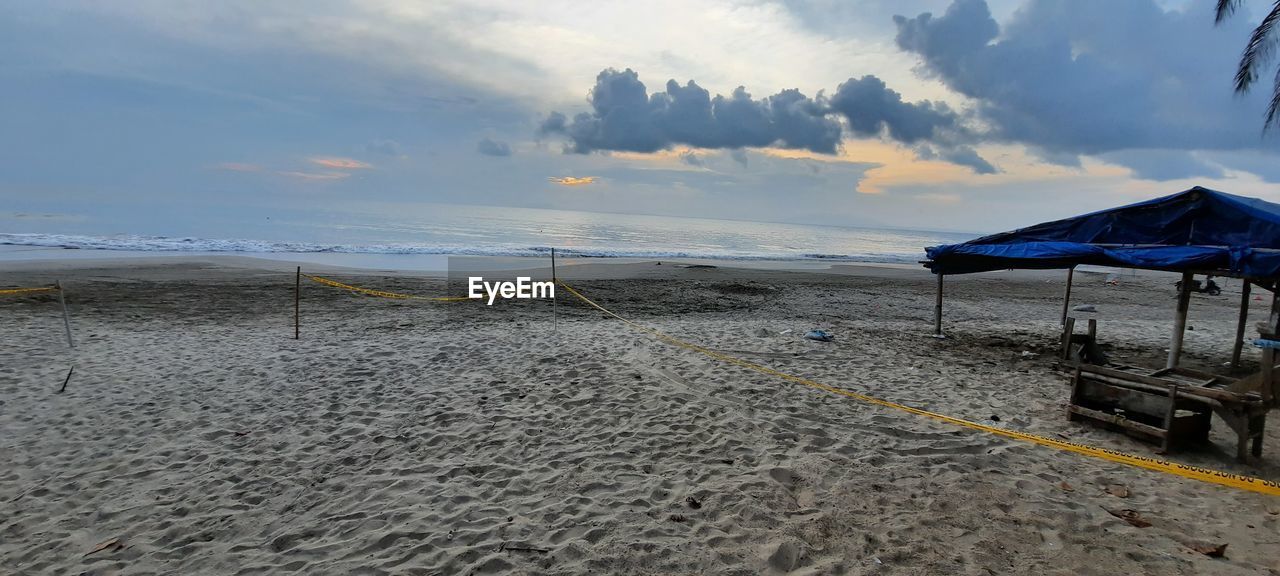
[302,274,470,301]
[557,280,1280,497]
[0,286,56,296]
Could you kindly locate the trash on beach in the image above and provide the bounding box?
[1020,350,1038,358]
[85,538,126,557]
[685,496,702,509]
[1189,542,1228,558]
[1105,485,1130,498]
[804,330,834,342]
[1106,508,1152,528]
[1072,304,1097,312]
[1105,273,1120,285]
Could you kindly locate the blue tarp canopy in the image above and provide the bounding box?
[925,186,1280,279]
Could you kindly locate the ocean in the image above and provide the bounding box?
[1,203,975,267]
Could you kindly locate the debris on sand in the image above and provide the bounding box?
[1189,542,1228,558]
[804,330,834,342]
[1105,485,1130,498]
[1106,508,1151,528]
[85,538,126,557]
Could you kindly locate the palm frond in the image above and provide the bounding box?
[1266,58,1280,130]
[1217,0,1245,24]
[1234,3,1280,93]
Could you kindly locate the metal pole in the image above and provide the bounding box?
[551,248,557,334]
[1060,266,1075,327]
[56,280,73,348]
[1167,271,1193,369]
[1231,280,1251,370]
[933,273,944,338]
[294,266,301,340]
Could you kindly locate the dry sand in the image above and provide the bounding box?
[2,255,1279,575]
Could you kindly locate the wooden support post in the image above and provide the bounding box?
[1160,383,1179,454]
[551,248,558,334]
[1060,266,1075,327]
[1167,271,1193,369]
[293,267,301,340]
[56,280,73,348]
[1270,288,1280,335]
[1263,346,1276,407]
[933,273,945,338]
[1060,316,1076,361]
[1231,280,1251,371]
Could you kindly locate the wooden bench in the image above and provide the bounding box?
[1067,363,1268,461]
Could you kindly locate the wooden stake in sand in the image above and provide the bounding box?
[58,366,74,393]
[56,280,73,348]
[1167,271,1194,369]
[1060,266,1075,327]
[1232,280,1252,371]
[932,273,945,338]
[294,266,301,340]
[551,248,558,334]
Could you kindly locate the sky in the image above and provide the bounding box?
[3,0,1280,235]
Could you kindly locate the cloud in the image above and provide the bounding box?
[829,75,994,174]
[540,68,842,155]
[365,140,401,156]
[892,0,1278,177]
[1098,149,1225,181]
[548,176,597,186]
[279,171,351,181]
[476,138,513,157]
[215,162,263,172]
[540,68,994,173]
[679,150,704,167]
[309,157,373,169]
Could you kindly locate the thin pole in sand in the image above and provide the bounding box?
[1231,280,1252,371]
[58,366,74,393]
[56,280,73,348]
[1060,266,1075,327]
[1167,271,1194,369]
[294,266,301,340]
[932,273,945,338]
[551,248,558,334]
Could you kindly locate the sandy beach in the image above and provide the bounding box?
[3,254,1280,575]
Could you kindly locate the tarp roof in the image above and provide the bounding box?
[925,186,1280,278]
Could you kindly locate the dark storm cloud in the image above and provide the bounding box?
[540,68,841,154]
[541,68,994,172]
[830,75,995,173]
[892,0,1278,177]
[476,137,512,157]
